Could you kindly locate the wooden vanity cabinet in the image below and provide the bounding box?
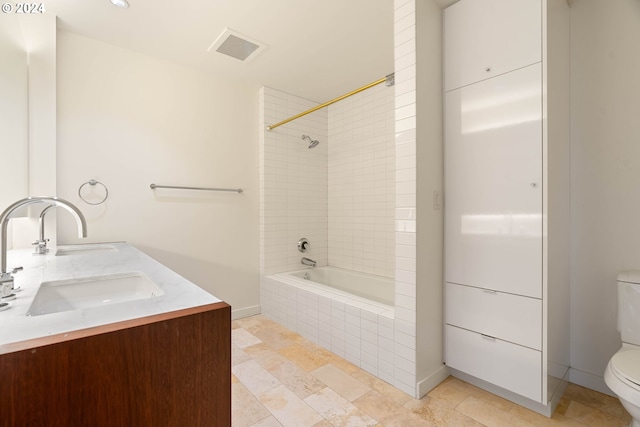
[0,302,231,427]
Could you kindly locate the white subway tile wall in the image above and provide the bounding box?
[260,274,396,386]
[393,0,418,396]
[260,83,395,277]
[328,83,396,278]
[259,87,329,275]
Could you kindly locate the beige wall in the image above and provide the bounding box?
[416,0,446,391]
[9,14,57,249]
[570,0,640,393]
[0,15,28,212]
[56,32,260,318]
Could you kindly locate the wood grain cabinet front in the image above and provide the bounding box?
[0,302,231,427]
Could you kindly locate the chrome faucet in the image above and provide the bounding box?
[33,204,55,255]
[0,197,87,298]
[301,257,316,267]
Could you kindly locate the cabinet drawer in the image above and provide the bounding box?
[446,283,541,350]
[444,0,541,91]
[446,325,542,403]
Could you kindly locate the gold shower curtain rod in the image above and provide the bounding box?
[266,73,395,131]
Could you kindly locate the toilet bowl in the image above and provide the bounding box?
[606,272,640,427]
[605,347,640,427]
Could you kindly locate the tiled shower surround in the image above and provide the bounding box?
[328,85,396,278]
[259,84,395,278]
[259,83,397,377]
[259,88,329,275]
[260,0,421,396]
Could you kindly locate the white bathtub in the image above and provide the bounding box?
[284,266,394,306]
[260,266,395,382]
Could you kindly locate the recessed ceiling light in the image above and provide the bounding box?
[110,0,129,8]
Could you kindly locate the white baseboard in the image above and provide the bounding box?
[231,305,261,320]
[569,367,615,397]
[417,364,451,398]
[451,369,556,417]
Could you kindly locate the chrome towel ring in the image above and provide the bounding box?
[78,179,109,205]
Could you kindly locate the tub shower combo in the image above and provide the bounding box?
[260,73,398,382]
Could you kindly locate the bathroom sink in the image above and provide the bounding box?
[55,244,118,256]
[26,272,164,316]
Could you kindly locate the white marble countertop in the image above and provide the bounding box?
[0,242,221,347]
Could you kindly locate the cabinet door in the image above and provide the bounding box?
[444,0,542,91]
[445,64,542,298]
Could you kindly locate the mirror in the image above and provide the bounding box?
[0,14,29,211]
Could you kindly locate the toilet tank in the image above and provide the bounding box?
[617,271,640,345]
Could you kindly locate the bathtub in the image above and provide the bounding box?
[260,266,396,384]
[286,266,394,306]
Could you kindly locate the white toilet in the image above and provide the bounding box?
[605,271,640,427]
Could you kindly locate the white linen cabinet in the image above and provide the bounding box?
[443,0,570,416]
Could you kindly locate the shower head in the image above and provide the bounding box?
[302,134,320,149]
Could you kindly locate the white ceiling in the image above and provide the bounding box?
[48,0,455,103]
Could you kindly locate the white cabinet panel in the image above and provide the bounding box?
[444,0,542,91]
[444,0,570,410]
[446,282,542,350]
[446,325,542,403]
[445,64,542,299]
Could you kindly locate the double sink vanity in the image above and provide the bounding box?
[0,242,231,427]
[2,15,232,424]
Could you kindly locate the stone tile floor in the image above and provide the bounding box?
[232,315,631,427]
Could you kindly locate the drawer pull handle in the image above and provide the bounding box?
[483,289,497,294]
[481,334,496,341]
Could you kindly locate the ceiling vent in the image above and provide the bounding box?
[208,28,267,62]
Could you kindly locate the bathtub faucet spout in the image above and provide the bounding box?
[301,257,316,268]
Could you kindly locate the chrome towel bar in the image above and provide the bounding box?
[150,184,243,193]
